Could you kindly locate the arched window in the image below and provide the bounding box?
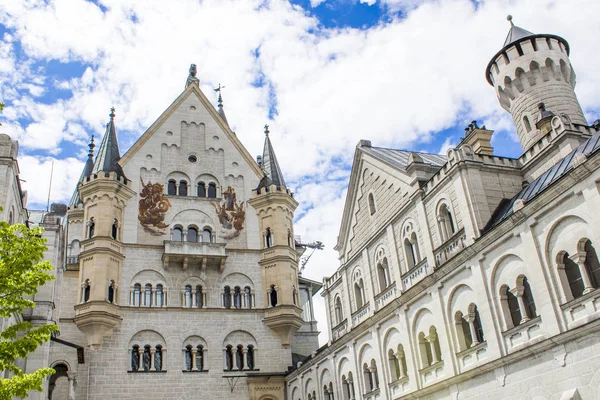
[87,218,95,239]
[292,286,298,305]
[144,284,152,307]
[236,345,244,370]
[269,284,278,307]
[584,240,600,288]
[501,285,521,328]
[142,345,151,371]
[195,285,203,308]
[225,345,234,371]
[223,286,232,309]
[265,228,273,248]
[354,280,364,309]
[155,345,163,371]
[108,280,115,303]
[244,286,252,309]
[187,227,198,243]
[288,229,293,247]
[167,180,177,195]
[404,233,420,270]
[523,115,532,132]
[202,228,212,243]
[156,284,164,307]
[178,180,188,196]
[197,182,206,197]
[133,283,141,307]
[418,332,432,368]
[334,296,343,325]
[233,286,242,309]
[363,363,373,392]
[368,193,376,215]
[131,345,140,371]
[454,311,473,351]
[377,257,390,292]
[472,305,484,343]
[111,219,119,240]
[207,183,217,198]
[563,252,585,299]
[437,203,455,242]
[196,345,204,371]
[172,227,183,242]
[521,277,537,319]
[83,279,91,303]
[389,348,400,381]
[247,345,255,370]
[184,345,193,371]
[184,285,192,308]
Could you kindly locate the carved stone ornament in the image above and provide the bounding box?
[138,178,172,235]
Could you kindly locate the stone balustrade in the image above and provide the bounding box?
[434,228,467,267]
[374,282,397,311]
[402,259,429,291]
[351,303,371,328]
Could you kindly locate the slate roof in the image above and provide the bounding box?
[363,146,447,170]
[257,131,287,190]
[483,129,600,232]
[69,137,95,207]
[92,108,126,179]
[503,23,534,47]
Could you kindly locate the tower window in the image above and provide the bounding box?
[265,228,273,248]
[87,218,95,239]
[523,115,532,132]
[269,284,278,307]
[108,280,115,303]
[368,193,376,215]
[111,219,119,240]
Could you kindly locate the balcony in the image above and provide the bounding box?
[374,282,397,311]
[502,316,544,353]
[419,360,444,385]
[401,259,429,292]
[66,256,80,271]
[561,288,600,330]
[162,240,227,271]
[351,302,370,327]
[331,319,348,341]
[456,341,487,372]
[434,228,467,267]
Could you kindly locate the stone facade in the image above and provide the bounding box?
[286,22,600,400]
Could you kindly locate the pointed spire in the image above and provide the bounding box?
[70,135,96,207]
[257,124,286,190]
[503,15,534,47]
[91,107,126,179]
[214,83,229,127]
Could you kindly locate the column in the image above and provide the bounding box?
[181,290,186,308]
[66,372,76,400]
[368,366,379,390]
[152,289,157,307]
[150,348,156,370]
[138,348,145,370]
[426,335,439,364]
[130,287,134,305]
[466,316,480,346]
[347,377,356,400]
[575,255,595,294]
[114,284,118,305]
[395,352,406,378]
[191,348,198,371]
[515,290,530,324]
[242,348,248,370]
[192,291,197,308]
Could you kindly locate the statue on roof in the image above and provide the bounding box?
[185,63,199,88]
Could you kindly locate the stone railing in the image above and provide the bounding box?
[456,341,487,373]
[331,319,348,341]
[163,241,227,270]
[401,259,429,291]
[374,282,397,311]
[434,228,467,267]
[351,302,370,328]
[419,360,444,385]
[324,271,342,290]
[502,316,544,353]
[66,256,79,267]
[561,288,600,330]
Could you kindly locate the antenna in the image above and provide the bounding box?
[46,160,54,212]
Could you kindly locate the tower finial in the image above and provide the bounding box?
[264,124,270,136]
[109,107,115,120]
[214,83,226,106]
[507,15,514,27]
[88,135,95,156]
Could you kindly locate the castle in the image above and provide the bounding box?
[1,16,600,400]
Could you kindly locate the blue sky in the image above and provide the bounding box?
[2,0,600,343]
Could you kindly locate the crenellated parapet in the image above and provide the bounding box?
[486,21,587,151]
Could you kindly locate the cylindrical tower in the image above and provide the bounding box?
[486,16,587,151]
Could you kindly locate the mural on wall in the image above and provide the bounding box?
[138,178,172,236]
[212,186,245,239]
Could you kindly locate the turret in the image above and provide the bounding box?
[74,108,134,348]
[248,125,303,347]
[486,16,587,151]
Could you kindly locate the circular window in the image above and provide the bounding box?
[188,154,198,163]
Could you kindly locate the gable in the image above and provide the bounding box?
[336,148,416,261]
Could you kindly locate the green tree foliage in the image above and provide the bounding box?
[0,102,4,126]
[0,209,58,399]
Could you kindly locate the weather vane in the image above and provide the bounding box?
[264,124,269,135]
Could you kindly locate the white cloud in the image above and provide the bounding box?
[2,0,600,344]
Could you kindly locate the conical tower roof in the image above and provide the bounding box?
[216,91,229,127]
[92,107,126,179]
[503,15,534,46]
[69,136,95,207]
[257,125,287,190]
